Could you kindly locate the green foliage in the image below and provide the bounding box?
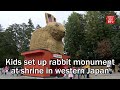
[5,19,35,53]
[65,11,120,63]
[0,19,35,67]
[64,12,86,59]
[0,31,19,67]
[111,18,120,63]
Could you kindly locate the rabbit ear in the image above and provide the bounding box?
[45,13,56,25]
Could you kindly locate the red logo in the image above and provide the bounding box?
[106,16,115,24]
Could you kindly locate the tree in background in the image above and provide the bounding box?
[84,11,118,60]
[64,12,86,61]
[5,19,35,53]
[64,11,120,64]
[96,39,112,59]
[84,11,101,59]
[0,19,35,67]
[0,26,19,67]
[111,16,120,63]
[96,11,118,59]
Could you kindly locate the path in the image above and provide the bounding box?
[0,71,120,79]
